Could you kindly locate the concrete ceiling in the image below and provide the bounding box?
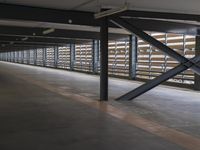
[1,0,200,15]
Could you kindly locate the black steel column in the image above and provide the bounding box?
[100,17,108,101]
[21,50,24,63]
[194,36,200,90]
[34,49,37,65]
[54,46,59,68]
[14,51,16,62]
[27,50,30,64]
[43,48,46,66]
[92,40,100,74]
[6,52,8,62]
[17,51,19,63]
[129,35,137,79]
[70,43,75,71]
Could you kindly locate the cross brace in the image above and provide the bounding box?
[110,17,200,100]
[110,17,200,74]
[116,56,200,100]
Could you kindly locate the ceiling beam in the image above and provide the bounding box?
[0,3,200,36]
[0,3,99,26]
[120,10,200,22]
[125,18,200,35]
[0,35,91,44]
[0,25,129,40]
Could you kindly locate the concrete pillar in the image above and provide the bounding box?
[194,36,200,90]
[100,17,108,101]
[129,35,137,79]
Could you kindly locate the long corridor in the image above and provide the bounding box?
[1,62,200,150]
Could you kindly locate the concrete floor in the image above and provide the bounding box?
[1,62,200,150]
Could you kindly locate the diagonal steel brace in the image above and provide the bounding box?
[110,17,200,100]
[110,17,200,75]
[116,56,200,100]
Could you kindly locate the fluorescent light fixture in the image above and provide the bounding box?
[43,28,55,35]
[94,5,128,19]
[22,37,28,41]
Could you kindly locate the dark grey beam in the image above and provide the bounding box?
[0,41,66,46]
[194,36,200,90]
[125,18,200,36]
[110,17,200,75]
[0,35,77,44]
[0,3,99,26]
[120,10,200,22]
[117,56,200,100]
[0,26,128,41]
[2,43,61,47]
[92,40,99,74]
[0,26,99,40]
[129,35,137,79]
[100,17,109,101]
[0,45,55,52]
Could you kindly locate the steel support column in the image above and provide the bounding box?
[13,51,16,62]
[43,48,46,67]
[92,40,100,74]
[70,43,75,71]
[54,46,58,68]
[27,50,30,64]
[21,50,24,64]
[34,49,37,65]
[129,35,137,79]
[100,17,109,101]
[16,51,18,63]
[195,36,200,90]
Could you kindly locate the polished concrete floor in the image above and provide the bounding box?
[1,62,200,150]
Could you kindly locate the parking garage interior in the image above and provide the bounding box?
[0,1,200,150]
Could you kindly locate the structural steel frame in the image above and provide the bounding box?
[110,17,200,100]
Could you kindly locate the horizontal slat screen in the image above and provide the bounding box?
[74,42,93,72]
[36,49,44,66]
[46,48,55,67]
[107,40,129,77]
[29,50,35,65]
[137,32,195,84]
[0,33,197,87]
[23,51,29,64]
[57,46,70,69]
